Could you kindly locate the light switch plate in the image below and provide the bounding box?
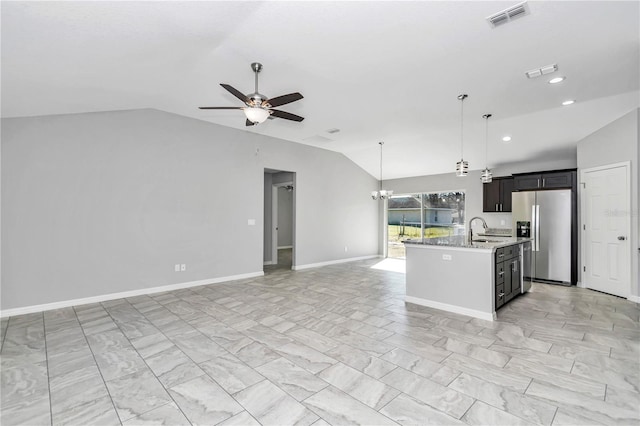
[248,219,256,226]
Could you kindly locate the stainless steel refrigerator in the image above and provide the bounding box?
[512,190,572,285]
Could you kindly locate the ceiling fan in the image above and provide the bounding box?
[199,62,304,126]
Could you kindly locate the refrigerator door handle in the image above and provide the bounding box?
[531,205,537,252]
[535,204,541,252]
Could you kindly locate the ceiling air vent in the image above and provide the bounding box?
[487,2,530,28]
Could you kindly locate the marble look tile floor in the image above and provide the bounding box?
[1,258,639,425]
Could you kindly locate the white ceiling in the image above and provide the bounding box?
[2,1,638,179]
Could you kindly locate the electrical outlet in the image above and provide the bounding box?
[500,219,506,226]
[174,264,180,272]
[344,246,348,252]
[180,264,186,271]
[248,219,256,226]
[442,254,452,261]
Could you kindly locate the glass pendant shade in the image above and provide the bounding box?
[456,159,469,177]
[481,167,493,183]
[244,107,270,124]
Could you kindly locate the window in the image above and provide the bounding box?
[387,191,465,258]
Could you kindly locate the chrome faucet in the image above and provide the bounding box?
[468,217,488,243]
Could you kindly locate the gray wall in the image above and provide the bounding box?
[2,109,379,310]
[278,186,293,247]
[577,108,639,297]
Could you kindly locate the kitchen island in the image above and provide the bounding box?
[404,236,531,321]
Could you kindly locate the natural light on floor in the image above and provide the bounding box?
[370,257,406,273]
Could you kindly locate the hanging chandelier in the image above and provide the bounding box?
[481,113,493,183]
[371,142,393,200]
[455,94,469,177]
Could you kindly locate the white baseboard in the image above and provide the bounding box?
[263,261,274,266]
[292,255,380,271]
[0,271,264,318]
[577,281,586,288]
[628,295,640,303]
[405,295,496,322]
[277,245,293,250]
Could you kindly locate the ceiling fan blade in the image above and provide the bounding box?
[246,119,256,126]
[198,106,244,110]
[269,109,305,122]
[264,92,303,108]
[220,84,249,104]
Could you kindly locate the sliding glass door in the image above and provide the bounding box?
[387,191,465,258]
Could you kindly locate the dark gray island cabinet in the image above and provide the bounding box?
[495,244,521,309]
[404,237,532,321]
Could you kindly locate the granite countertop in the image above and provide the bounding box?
[403,235,531,250]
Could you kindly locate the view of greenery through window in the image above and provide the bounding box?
[387,191,465,258]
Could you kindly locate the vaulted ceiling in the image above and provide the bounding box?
[2,1,638,179]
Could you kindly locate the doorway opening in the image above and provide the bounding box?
[263,169,296,272]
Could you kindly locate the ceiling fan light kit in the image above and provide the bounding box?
[455,94,469,177]
[244,107,270,124]
[199,62,304,126]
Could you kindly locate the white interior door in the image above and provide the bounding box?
[582,163,630,297]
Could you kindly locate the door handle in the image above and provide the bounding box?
[618,236,626,241]
[498,292,505,299]
[535,205,540,251]
[495,203,498,211]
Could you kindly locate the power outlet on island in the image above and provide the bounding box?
[442,254,452,261]
[174,264,181,272]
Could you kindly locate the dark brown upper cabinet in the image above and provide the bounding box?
[513,170,575,191]
[483,177,514,212]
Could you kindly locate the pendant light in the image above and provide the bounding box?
[481,113,493,183]
[455,94,469,177]
[371,142,393,200]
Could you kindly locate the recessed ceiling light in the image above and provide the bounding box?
[562,100,575,106]
[549,77,565,84]
[502,136,512,142]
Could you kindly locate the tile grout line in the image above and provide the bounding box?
[105,298,198,424]
[0,316,11,353]
[41,313,54,426]
[72,305,125,425]
[127,295,269,425]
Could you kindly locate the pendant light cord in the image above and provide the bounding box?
[461,100,464,159]
[379,141,384,191]
[458,94,467,160]
[483,113,492,168]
